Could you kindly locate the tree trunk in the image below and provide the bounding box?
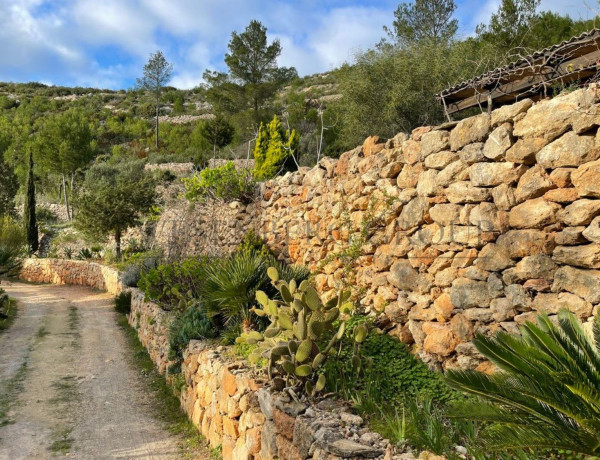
[155,90,159,149]
[62,173,71,221]
[115,228,122,260]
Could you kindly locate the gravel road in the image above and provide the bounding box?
[0,282,206,460]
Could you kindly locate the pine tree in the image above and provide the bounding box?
[23,149,38,253]
[136,51,173,149]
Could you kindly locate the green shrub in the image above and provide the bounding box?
[326,315,457,407]
[446,310,600,456]
[182,162,255,203]
[138,256,210,310]
[253,115,299,180]
[168,302,218,360]
[0,216,26,276]
[114,291,132,315]
[117,250,162,288]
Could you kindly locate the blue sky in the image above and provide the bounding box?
[0,0,597,90]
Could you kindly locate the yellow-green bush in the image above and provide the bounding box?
[252,115,299,180]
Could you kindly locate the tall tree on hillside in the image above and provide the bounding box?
[137,51,173,149]
[23,149,38,253]
[205,20,297,125]
[476,0,541,50]
[385,0,458,46]
[75,160,156,259]
[0,155,18,217]
[200,115,235,156]
[34,108,96,220]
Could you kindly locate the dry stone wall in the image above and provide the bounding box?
[254,86,600,370]
[20,258,123,294]
[147,86,600,370]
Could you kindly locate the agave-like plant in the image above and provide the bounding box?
[446,309,600,455]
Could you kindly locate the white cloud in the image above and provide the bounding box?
[0,0,597,89]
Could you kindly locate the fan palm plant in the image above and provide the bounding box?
[201,250,269,333]
[200,250,310,337]
[446,309,600,455]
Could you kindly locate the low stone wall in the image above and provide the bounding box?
[19,258,123,295]
[128,289,172,374]
[19,259,394,460]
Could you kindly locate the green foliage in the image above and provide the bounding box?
[23,150,38,253]
[253,115,299,180]
[75,160,156,258]
[446,310,600,456]
[199,115,234,152]
[114,291,132,315]
[0,155,18,217]
[138,256,210,311]
[238,266,363,397]
[385,0,458,46]
[136,50,173,149]
[327,315,456,407]
[34,107,96,177]
[76,248,93,260]
[168,302,218,361]
[0,216,26,276]
[223,20,297,118]
[182,162,255,203]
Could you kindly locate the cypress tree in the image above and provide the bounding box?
[24,149,38,253]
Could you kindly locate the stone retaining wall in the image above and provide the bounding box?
[19,258,123,295]
[28,86,600,371]
[147,86,600,370]
[19,259,394,460]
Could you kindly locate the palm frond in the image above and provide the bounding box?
[446,309,600,455]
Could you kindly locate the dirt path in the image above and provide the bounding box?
[0,282,207,460]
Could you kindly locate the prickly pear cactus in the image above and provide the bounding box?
[237,266,368,397]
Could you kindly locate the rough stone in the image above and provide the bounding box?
[420,130,450,157]
[470,162,525,187]
[508,198,560,229]
[429,203,462,226]
[503,255,557,283]
[450,114,490,151]
[536,132,598,168]
[388,260,432,294]
[571,159,600,198]
[505,137,548,164]
[532,292,593,318]
[422,322,459,356]
[552,244,600,268]
[483,123,513,160]
[558,199,600,226]
[491,98,533,126]
[446,181,491,203]
[514,165,555,203]
[496,230,554,258]
[398,197,430,230]
[477,243,514,271]
[513,89,595,141]
[556,226,588,245]
[491,183,517,211]
[458,143,486,165]
[582,217,600,243]
[424,150,457,169]
[552,266,600,303]
[450,278,492,308]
